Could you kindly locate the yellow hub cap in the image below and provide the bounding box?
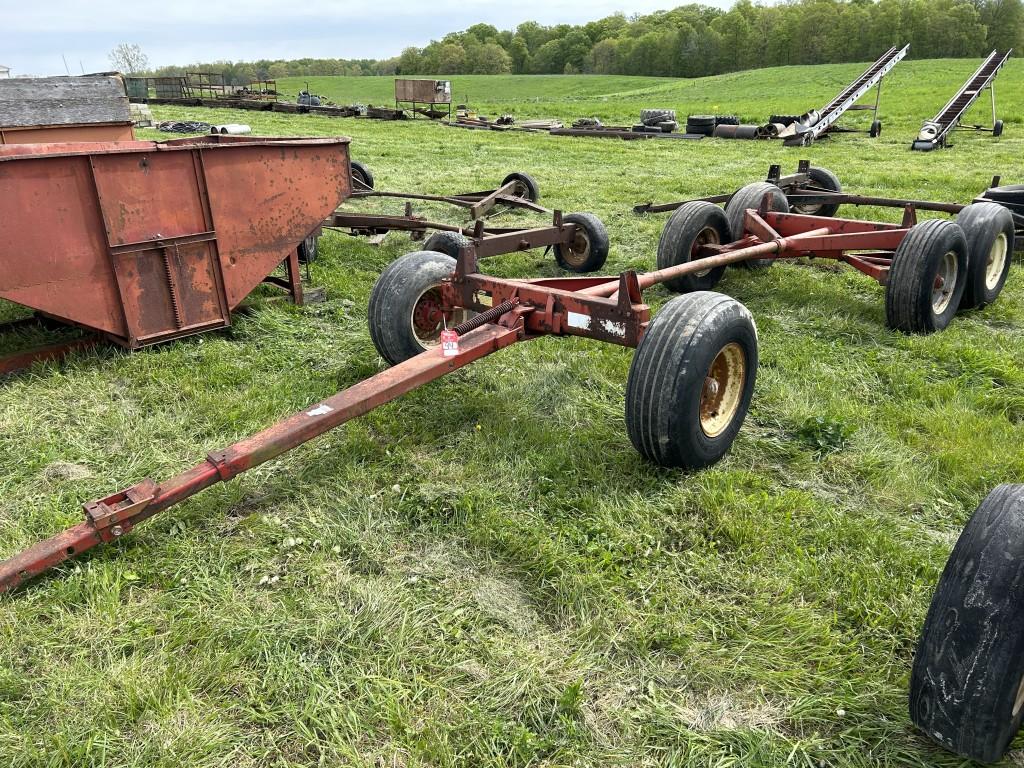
[700,342,747,438]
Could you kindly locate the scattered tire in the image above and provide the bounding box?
[501,172,540,202]
[956,203,1015,310]
[981,184,1024,206]
[910,485,1024,764]
[297,233,319,264]
[554,213,609,273]
[641,109,676,126]
[885,219,968,334]
[790,166,843,217]
[870,119,882,138]
[715,115,739,126]
[993,119,1004,138]
[657,202,731,293]
[657,120,678,133]
[350,160,374,190]
[368,251,470,365]
[769,114,799,127]
[724,182,789,269]
[423,231,473,260]
[625,292,757,469]
[686,115,717,136]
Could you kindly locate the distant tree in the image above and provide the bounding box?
[109,43,149,74]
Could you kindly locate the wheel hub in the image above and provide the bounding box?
[700,342,746,438]
[986,232,1008,291]
[563,230,591,268]
[932,250,959,314]
[691,226,720,277]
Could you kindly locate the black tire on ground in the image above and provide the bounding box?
[870,120,882,138]
[657,121,678,133]
[885,219,968,334]
[500,172,540,202]
[423,231,473,259]
[994,119,1004,138]
[982,185,1024,205]
[350,160,374,190]
[554,213,609,273]
[769,114,799,127]
[656,202,731,293]
[687,115,716,126]
[625,292,757,469]
[909,484,1024,764]
[790,166,843,217]
[715,115,740,126]
[956,203,1015,310]
[368,251,470,365]
[297,234,319,264]
[724,182,789,269]
[641,108,676,125]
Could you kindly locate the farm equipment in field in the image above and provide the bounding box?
[0,238,762,593]
[912,50,1012,151]
[321,167,611,273]
[0,135,352,374]
[910,485,1024,764]
[776,45,908,145]
[635,161,1019,332]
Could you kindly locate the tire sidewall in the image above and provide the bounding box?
[657,202,728,293]
[957,204,1014,309]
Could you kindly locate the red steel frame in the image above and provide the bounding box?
[0,244,653,593]
[0,200,935,593]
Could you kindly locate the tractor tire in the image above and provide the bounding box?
[625,292,757,469]
[769,114,799,127]
[715,115,740,126]
[656,202,731,293]
[368,251,470,365]
[994,119,1004,138]
[350,161,374,190]
[790,166,843,218]
[423,231,473,260]
[885,219,968,334]
[686,115,717,136]
[501,172,540,202]
[641,109,676,126]
[910,485,1024,764]
[724,182,789,269]
[956,203,1015,310]
[297,234,319,264]
[554,213,609,273]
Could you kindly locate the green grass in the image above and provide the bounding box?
[1,59,1023,767]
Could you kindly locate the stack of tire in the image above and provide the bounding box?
[634,109,677,133]
[687,114,745,137]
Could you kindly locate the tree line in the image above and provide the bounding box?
[144,0,1024,83]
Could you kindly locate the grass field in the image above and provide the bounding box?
[1,59,1023,767]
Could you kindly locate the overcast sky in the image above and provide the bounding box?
[1,0,734,76]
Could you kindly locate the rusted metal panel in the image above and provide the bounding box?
[0,122,135,144]
[0,135,351,347]
[395,79,451,104]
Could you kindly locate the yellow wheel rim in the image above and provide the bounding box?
[700,342,747,438]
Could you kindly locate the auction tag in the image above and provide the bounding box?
[441,329,459,357]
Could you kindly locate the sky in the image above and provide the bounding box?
[0,0,733,77]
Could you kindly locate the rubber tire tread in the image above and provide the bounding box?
[724,182,789,269]
[956,203,1015,309]
[423,231,473,259]
[884,219,968,334]
[368,251,456,365]
[625,292,757,469]
[554,213,609,273]
[910,485,1024,764]
[656,202,730,293]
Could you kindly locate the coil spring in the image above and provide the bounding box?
[452,298,519,336]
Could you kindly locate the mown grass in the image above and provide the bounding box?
[1,60,1022,767]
